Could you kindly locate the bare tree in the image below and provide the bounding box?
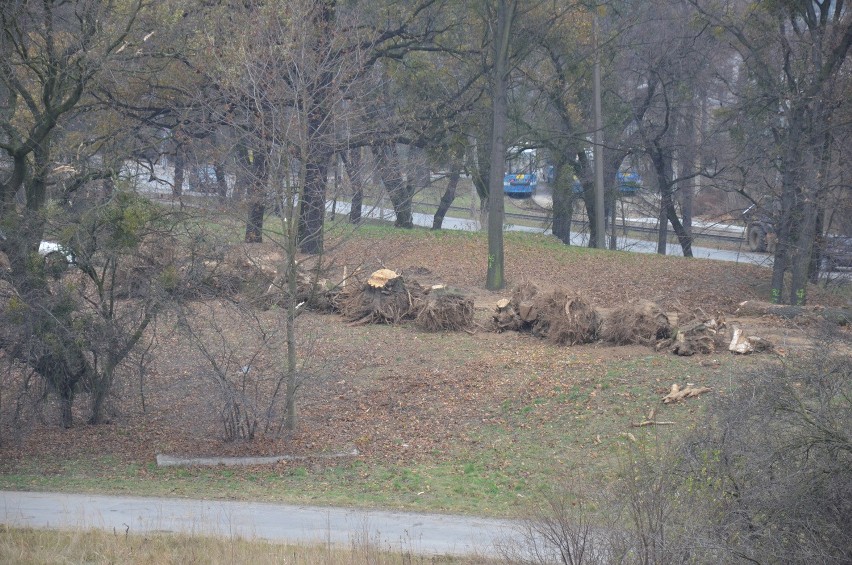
[0,0,188,427]
[692,0,852,304]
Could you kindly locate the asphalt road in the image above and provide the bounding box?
[0,490,524,557]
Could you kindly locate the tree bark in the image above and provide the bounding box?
[486,0,516,291]
[373,144,414,229]
[342,148,363,224]
[433,160,462,229]
[551,160,574,245]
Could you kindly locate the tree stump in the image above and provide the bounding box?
[341,269,420,325]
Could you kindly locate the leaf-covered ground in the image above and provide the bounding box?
[1,226,847,515]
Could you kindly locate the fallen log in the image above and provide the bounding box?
[736,300,849,326]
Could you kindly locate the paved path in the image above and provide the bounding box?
[0,491,523,557]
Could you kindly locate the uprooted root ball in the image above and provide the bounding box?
[531,288,600,345]
[600,300,672,346]
[415,287,474,332]
[340,269,422,325]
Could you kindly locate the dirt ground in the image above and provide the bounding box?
[1,229,848,470]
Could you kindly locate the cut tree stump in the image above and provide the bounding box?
[341,268,421,325]
[367,268,400,288]
[670,319,728,356]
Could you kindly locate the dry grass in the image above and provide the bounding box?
[0,526,493,564]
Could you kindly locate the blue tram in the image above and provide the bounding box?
[503,172,538,198]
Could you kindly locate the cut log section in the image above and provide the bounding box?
[728,327,773,354]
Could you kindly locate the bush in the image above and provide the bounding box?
[511,328,852,564]
[681,331,852,564]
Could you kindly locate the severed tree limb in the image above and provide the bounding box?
[662,383,712,403]
[631,420,676,427]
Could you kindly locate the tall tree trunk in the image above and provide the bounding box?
[789,197,816,305]
[299,155,330,253]
[809,208,824,284]
[236,146,267,243]
[650,145,675,255]
[60,393,73,429]
[656,188,669,254]
[666,199,693,257]
[679,97,698,236]
[770,110,804,304]
[297,1,335,255]
[173,150,185,198]
[214,161,228,203]
[609,198,617,250]
[486,0,516,290]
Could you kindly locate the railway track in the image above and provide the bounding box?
[427,202,748,246]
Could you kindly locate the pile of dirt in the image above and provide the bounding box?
[600,300,672,346]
